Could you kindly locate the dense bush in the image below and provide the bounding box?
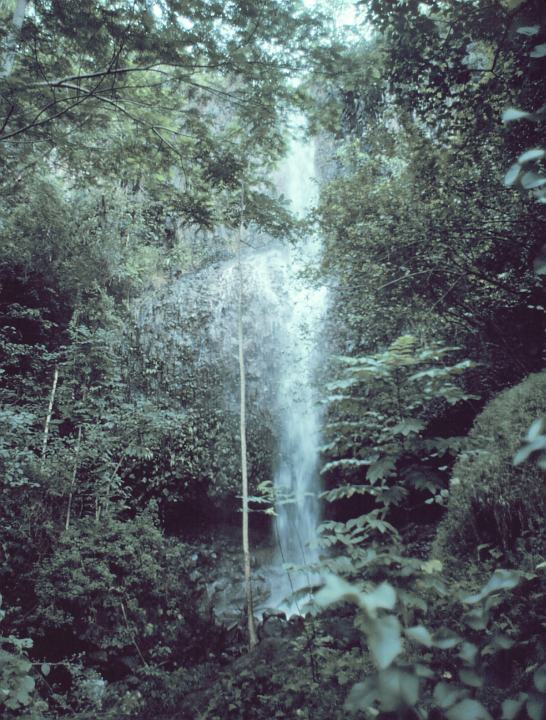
[30,513,216,678]
[435,370,546,566]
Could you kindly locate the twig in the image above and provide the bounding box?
[120,599,148,668]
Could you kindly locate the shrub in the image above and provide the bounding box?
[434,371,546,565]
[31,513,215,678]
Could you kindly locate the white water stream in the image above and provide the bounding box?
[210,129,327,612]
[263,130,327,612]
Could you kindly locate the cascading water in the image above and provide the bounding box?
[264,131,327,612]
[134,125,327,617]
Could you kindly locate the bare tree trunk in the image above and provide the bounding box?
[41,366,58,468]
[238,182,257,650]
[65,425,82,532]
[1,0,29,78]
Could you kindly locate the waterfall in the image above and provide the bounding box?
[134,126,327,617]
[265,131,327,612]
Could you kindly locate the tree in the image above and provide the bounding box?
[237,180,257,650]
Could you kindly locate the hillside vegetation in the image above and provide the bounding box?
[0,1,544,718]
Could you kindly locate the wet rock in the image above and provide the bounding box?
[259,611,288,639]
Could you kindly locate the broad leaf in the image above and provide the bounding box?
[406,625,433,647]
[433,682,465,709]
[462,569,521,604]
[368,615,403,669]
[534,664,546,693]
[518,149,545,164]
[530,43,546,58]
[361,582,397,616]
[377,668,419,711]
[504,163,521,187]
[501,695,527,720]
[502,108,531,122]
[459,668,483,688]
[314,574,363,608]
[517,25,540,35]
[446,699,493,720]
[527,697,545,720]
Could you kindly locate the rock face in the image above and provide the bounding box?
[129,251,280,515]
[134,248,282,412]
[434,370,546,565]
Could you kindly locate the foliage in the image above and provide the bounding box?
[31,513,215,675]
[315,568,546,719]
[195,635,348,720]
[0,0,544,716]
[317,131,544,393]
[435,370,546,565]
[320,335,477,541]
[0,594,44,718]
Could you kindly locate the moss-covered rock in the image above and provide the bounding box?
[434,371,546,565]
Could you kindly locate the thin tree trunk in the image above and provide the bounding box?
[1,0,29,78]
[238,181,257,650]
[41,366,58,468]
[65,425,82,532]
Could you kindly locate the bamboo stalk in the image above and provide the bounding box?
[41,366,59,468]
[238,181,257,650]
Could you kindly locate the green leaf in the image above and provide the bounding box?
[432,629,462,649]
[517,25,540,35]
[530,43,546,58]
[421,559,443,574]
[367,456,397,484]
[368,615,403,669]
[527,696,545,720]
[464,606,489,631]
[482,634,515,654]
[366,580,397,609]
[462,569,521,604]
[314,574,363,608]
[406,625,433,647]
[433,682,465,709]
[527,419,545,442]
[446,698,493,720]
[459,668,483,688]
[458,642,478,665]
[502,108,531,123]
[534,664,546,693]
[377,668,419,711]
[504,163,521,187]
[320,458,371,475]
[344,678,377,712]
[390,418,425,436]
[521,171,546,190]
[20,676,35,693]
[41,662,51,676]
[501,695,527,720]
[518,149,545,164]
[414,663,435,678]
